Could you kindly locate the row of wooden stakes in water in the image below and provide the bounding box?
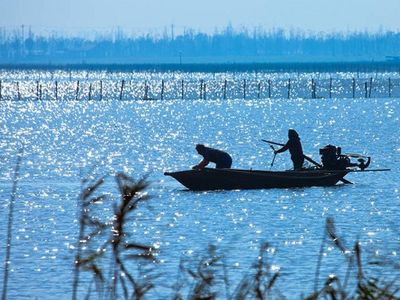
[0,77,397,100]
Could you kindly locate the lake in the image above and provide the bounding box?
[0,70,399,299]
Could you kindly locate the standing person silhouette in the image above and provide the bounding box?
[274,129,304,170]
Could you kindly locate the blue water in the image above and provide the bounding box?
[0,72,399,299]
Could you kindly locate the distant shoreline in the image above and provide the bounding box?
[1,61,400,73]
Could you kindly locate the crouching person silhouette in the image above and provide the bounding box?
[193,144,232,170]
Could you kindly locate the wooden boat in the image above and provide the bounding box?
[164,168,351,191]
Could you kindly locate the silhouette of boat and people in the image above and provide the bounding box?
[164,129,387,191]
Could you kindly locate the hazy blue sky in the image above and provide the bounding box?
[1,0,399,35]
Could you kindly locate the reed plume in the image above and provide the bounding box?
[72,171,108,300]
[72,171,155,300]
[108,172,155,300]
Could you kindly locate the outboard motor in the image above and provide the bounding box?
[319,144,352,170]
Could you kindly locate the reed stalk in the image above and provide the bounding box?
[233,242,280,300]
[309,218,399,299]
[72,171,107,300]
[108,172,155,300]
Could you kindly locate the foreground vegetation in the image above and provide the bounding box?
[2,155,399,299]
[68,172,400,299]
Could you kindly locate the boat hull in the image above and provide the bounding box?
[164,168,349,191]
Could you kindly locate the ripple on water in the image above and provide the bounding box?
[0,72,399,298]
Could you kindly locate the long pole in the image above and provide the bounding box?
[268,80,271,98]
[181,79,184,100]
[223,79,227,100]
[76,81,80,100]
[119,80,125,100]
[269,145,276,169]
[364,82,368,98]
[88,83,92,100]
[200,80,203,99]
[262,139,323,167]
[311,79,315,99]
[313,79,317,99]
[55,81,58,100]
[144,81,148,100]
[36,80,40,100]
[161,80,164,100]
[368,77,372,98]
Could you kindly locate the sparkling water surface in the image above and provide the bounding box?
[0,71,399,299]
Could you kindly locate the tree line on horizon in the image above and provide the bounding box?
[1,26,400,63]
